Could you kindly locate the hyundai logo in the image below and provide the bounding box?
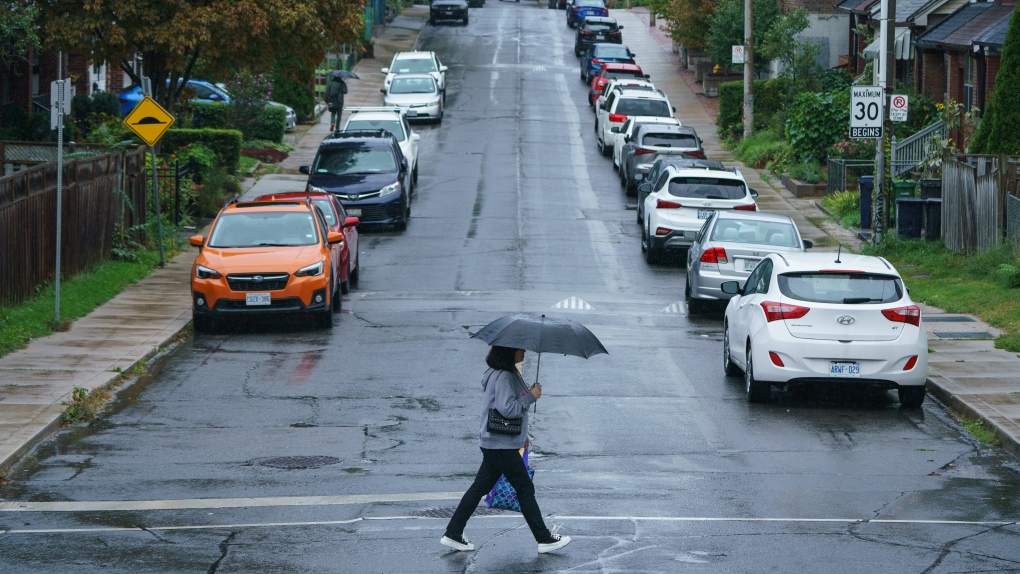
[252,276,264,283]
[836,315,855,325]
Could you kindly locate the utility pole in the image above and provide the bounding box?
[873,0,896,242]
[54,52,63,325]
[743,0,754,139]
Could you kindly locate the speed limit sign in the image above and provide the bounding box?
[850,86,884,139]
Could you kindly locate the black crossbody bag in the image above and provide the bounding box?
[486,372,527,436]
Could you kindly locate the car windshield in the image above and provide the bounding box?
[392,58,437,73]
[389,77,436,94]
[345,119,405,142]
[313,146,397,175]
[711,219,798,247]
[208,212,318,248]
[577,0,605,5]
[641,132,697,147]
[605,71,643,80]
[615,98,670,117]
[586,23,616,31]
[778,272,903,304]
[668,177,747,199]
[312,200,337,226]
[596,45,630,59]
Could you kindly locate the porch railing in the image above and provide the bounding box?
[891,120,945,178]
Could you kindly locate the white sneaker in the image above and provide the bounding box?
[537,533,571,554]
[441,533,475,551]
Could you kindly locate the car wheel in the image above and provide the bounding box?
[600,140,610,158]
[745,347,770,403]
[686,278,708,315]
[643,226,659,264]
[429,17,435,25]
[413,165,418,185]
[619,165,627,185]
[723,324,741,376]
[193,314,215,333]
[318,283,335,329]
[340,269,350,295]
[625,176,637,196]
[898,386,926,408]
[396,195,409,231]
[637,203,643,225]
[463,15,469,24]
[350,262,360,288]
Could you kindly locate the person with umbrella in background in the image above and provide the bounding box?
[326,71,351,131]
[441,344,572,554]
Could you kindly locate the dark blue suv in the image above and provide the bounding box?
[301,131,413,230]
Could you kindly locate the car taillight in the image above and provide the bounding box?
[635,148,655,155]
[608,113,627,122]
[656,199,682,209]
[609,30,621,36]
[580,29,592,35]
[769,352,785,367]
[882,305,921,327]
[655,227,672,236]
[760,301,810,322]
[700,247,728,264]
[591,58,601,65]
[733,204,757,211]
[597,79,606,87]
[684,150,705,158]
[903,356,918,371]
[572,5,581,11]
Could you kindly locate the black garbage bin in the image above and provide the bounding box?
[920,179,942,199]
[858,175,874,229]
[896,197,925,238]
[923,198,942,241]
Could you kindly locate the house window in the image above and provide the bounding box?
[964,56,974,111]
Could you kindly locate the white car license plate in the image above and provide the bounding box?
[829,361,861,378]
[347,208,361,217]
[698,209,712,219]
[246,293,271,306]
[595,34,605,39]
[742,259,757,271]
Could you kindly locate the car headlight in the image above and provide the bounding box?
[309,185,327,193]
[379,181,401,198]
[429,99,441,106]
[295,261,324,277]
[195,265,221,279]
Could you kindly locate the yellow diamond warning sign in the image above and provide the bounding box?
[123,96,175,146]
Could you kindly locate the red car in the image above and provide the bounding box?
[588,63,648,107]
[255,192,361,294]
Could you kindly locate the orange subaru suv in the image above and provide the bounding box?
[189,200,345,332]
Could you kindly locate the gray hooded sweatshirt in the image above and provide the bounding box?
[478,367,537,449]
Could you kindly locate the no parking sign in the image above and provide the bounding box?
[890,94,908,122]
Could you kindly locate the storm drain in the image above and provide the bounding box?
[413,506,507,518]
[258,456,340,470]
[926,316,976,323]
[933,331,994,339]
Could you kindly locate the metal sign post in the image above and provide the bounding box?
[50,54,71,324]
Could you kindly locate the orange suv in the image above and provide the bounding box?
[189,200,345,331]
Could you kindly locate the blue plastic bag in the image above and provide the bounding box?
[484,448,533,512]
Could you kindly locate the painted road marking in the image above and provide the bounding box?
[662,301,685,314]
[0,492,465,513]
[1,514,1016,535]
[553,296,592,310]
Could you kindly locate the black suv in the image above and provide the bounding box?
[574,17,623,57]
[300,131,413,230]
[430,0,469,25]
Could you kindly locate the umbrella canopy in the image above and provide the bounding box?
[328,70,360,80]
[472,314,607,358]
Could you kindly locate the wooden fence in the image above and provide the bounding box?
[941,154,1020,254]
[0,146,148,306]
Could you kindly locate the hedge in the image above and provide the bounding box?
[717,78,789,138]
[187,102,287,143]
[161,128,243,173]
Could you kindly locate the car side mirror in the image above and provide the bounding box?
[610,127,620,133]
[720,281,740,295]
[189,235,204,247]
[440,65,448,72]
[644,74,650,79]
[380,88,386,93]
[618,25,624,29]
[401,159,409,171]
[299,165,310,175]
[672,106,677,113]
[411,133,421,142]
[803,239,814,249]
[698,137,703,143]
[327,231,345,245]
[749,189,759,197]
[344,216,361,228]
[381,68,389,74]
[637,182,651,194]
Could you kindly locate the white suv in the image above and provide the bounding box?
[595,88,674,157]
[639,164,758,263]
[382,51,448,100]
[342,107,421,185]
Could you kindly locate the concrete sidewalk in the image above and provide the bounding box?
[1,4,1017,478]
[0,6,429,475]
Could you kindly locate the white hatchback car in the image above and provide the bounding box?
[639,164,757,263]
[595,88,673,157]
[382,51,448,101]
[381,74,444,123]
[343,107,421,185]
[720,252,928,406]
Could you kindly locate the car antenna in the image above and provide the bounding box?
[835,244,843,264]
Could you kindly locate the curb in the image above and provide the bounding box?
[925,373,1020,459]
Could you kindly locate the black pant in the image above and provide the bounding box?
[446,448,551,541]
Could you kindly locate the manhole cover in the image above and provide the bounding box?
[258,456,340,469]
[413,506,506,518]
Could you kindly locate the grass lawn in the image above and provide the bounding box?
[860,239,1020,352]
[0,250,167,359]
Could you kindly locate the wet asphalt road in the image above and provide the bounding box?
[3,4,1020,573]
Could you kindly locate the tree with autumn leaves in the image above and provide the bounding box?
[33,0,366,112]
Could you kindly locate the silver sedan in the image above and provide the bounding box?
[685,210,813,314]
[381,74,444,123]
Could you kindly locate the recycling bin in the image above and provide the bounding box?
[923,198,942,241]
[858,175,873,230]
[893,179,917,198]
[895,197,925,238]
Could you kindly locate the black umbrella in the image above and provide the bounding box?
[327,70,360,80]
[472,314,607,388]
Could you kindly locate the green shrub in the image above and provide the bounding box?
[162,128,243,173]
[818,69,852,92]
[822,189,860,227]
[788,160,822,184]
[733,127,794,173]
[187,101,286,143]
[272,69,315,122]
[92,93,121,117]
[785,88,850,162]
[717,78,789,139]
[998,264,1020,288]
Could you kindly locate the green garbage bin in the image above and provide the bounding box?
[893,180,917,198]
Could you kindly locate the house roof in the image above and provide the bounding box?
[913,1,1010,48]
[973,8,1012,47]
[868,0,933,23]
[908,0,969,26]
[836,0,879,16]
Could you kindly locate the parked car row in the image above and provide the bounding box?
[429,0,480,26]
[118,79,297,130]
[562,8,928,407]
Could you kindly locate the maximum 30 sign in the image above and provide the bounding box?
[850,86,884,139]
